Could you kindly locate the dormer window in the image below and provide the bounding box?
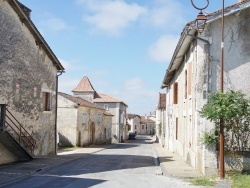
[104,104,109,111]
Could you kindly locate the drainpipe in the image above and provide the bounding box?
[187,31,211,175]
[186,32,211,103]
[55,71,64,155]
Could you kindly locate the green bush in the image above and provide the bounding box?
[200,90,250,151]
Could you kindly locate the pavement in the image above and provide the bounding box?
[152,137,232,188]
[0,136,232,187]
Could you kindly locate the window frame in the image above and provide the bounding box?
[104,104,109,111]
[173,82,178,104]
[82,113,87,125]
[43,92,51,111]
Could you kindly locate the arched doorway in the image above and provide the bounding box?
[90,122,95,144]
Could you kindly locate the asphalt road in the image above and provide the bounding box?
[2,135,197,188]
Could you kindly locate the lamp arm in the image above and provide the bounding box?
[190,0,209,11]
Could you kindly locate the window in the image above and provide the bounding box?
[187,63,192,96]
[142,125,144,129]
[43,92,51,111]
[173,82,178,104]
[135,125,137,129]
[120,111,124,124]
[185,70,187,99]
[104,104,109,111]
[82,113,87,125]
[176,118,178,140]
[146,125,147,129]
[98,113,102,124]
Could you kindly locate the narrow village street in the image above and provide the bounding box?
[1,136,198,188]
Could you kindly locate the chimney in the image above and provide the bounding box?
[238,0,244,2]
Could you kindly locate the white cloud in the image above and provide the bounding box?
[148,35,179,62]
[76,0,147,36]
[39,14,72,32]
[144,0,184,28]
[59,58,71,70]
[58,77,79,94]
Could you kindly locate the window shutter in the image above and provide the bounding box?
[188,63,192,96]
[173,82,178,104]
[185,70,187,99]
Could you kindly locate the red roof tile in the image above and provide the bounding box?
[126,114,141,119]
[140,116,155,124]
[158,93,166,109]
[59,92,104,110]
[93,93,127,106]
[72,75,95,92]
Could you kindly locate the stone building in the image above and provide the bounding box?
[126,114,141,134]
[161,1,250,175]
[139,116,155,135]
[57,92,113,146]
[72,75,128,143]
[155,93,166,145]
[0,0,64,164]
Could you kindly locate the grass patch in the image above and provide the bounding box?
[190,177,216,187]
[231,173,250,188]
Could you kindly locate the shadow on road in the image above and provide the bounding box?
[2,176,106,188]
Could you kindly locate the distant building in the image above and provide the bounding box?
[72,76,128,143]
[57,92,113,146]
[155,93,166,145]
[139,116,155,135]
[126,114,141,134]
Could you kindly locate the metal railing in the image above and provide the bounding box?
[5,108,36,154]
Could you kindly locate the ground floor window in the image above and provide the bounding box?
[43,92,51,111]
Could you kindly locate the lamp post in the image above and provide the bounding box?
[190,0,225,179]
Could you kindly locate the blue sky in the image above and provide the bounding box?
[19,0,237,115]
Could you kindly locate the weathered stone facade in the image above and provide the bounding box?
[0,0,64,162]
[57,93,113,147]
[161,2,250,175]
[72,75,128,143]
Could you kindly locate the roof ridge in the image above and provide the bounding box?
[72,75,95,92]
[96,92,122,101]
[59,92,105,110]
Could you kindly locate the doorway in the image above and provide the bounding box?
[90,122,95,144]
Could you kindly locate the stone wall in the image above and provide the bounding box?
[0,1,58,156]
[0,143,18,164]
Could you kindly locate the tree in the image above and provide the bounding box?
[200,90,250,151]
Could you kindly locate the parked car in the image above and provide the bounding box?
[129,132,136,140]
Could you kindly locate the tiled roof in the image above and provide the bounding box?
[126,114,140,119]
[59,92,104,110]
[158,93,166,109]
[140,116,155,124]
[162,0,250,88]
[72,76,95,92]
[93,93,128,106]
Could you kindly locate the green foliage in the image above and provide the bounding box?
[200,129,219,147]
[190,177,216,186]
[127,124,131,131]
[200,90,250,151]
[158,123,162,135]
[231,173,250,188]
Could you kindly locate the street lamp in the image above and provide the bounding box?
[190,0,225,179]
[190,0,209,34]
